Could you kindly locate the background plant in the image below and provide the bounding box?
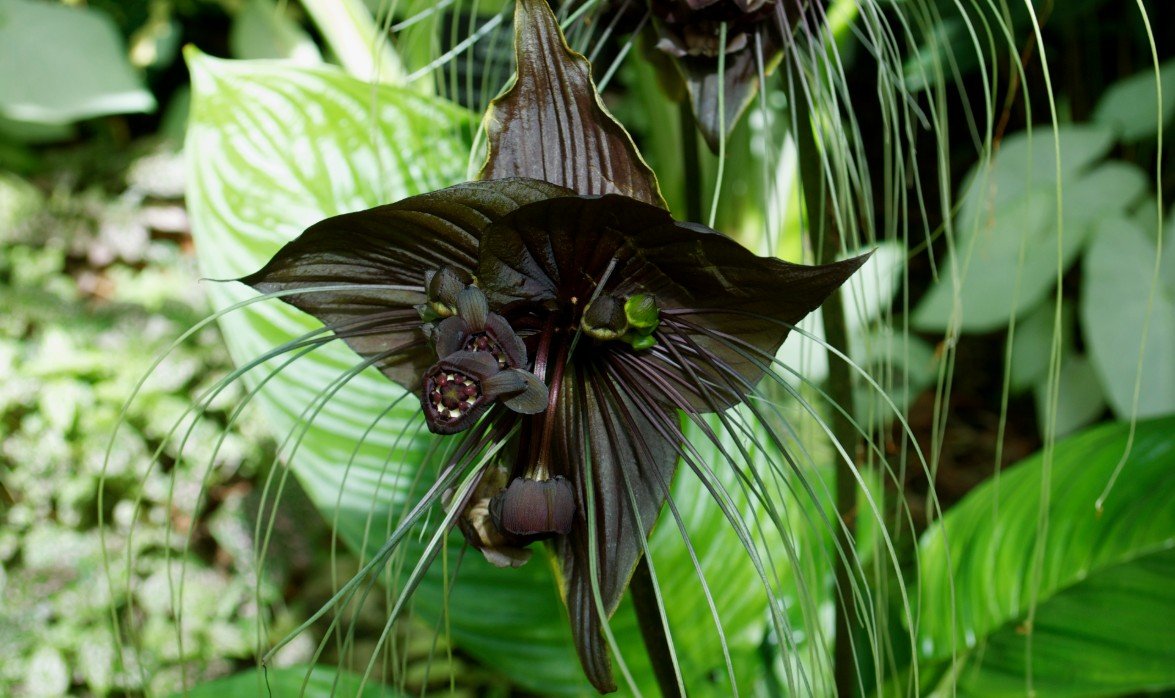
[0,0,1171,695]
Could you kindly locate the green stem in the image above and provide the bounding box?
[631,556,683,697]
[791,72,860,696]
[301,0,404,84]
[679,100,703,224]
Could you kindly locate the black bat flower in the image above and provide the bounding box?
[650,0,813,151]
[240,0,864,692]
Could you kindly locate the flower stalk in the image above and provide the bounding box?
[791,67,861,695]
[631,556,684,697]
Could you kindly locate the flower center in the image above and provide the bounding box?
[464,332,508,368]
[428,369,481,420]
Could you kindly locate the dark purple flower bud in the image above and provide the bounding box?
[490,476,576,540]
[581,295,628,341]
[425,266,465,318]
[447,466,533,568]
[645,0,815,151]
[483,369,550,414]
[488,474,575,540]
[456,286,490,330]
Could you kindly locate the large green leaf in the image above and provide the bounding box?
[917,417,1175,695]
[913,127,1148,333]
[0,0,155,124]
[185,50,799,695]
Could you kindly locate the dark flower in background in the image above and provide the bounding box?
[241,0,863,691]
[650,0,813,150]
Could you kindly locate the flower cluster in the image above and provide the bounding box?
[241,0,862,691]
[419,272,547,434]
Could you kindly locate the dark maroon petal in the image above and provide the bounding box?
[678,44,765,153]
[483,369,549,415]
[478,193,868,409]
[546,362,680,694]
[240,178,571,391]
[433,316,470,358]
[456,286,490,330]
[437,351,501,381]
[479,0,665,208]
[484,314,528,368]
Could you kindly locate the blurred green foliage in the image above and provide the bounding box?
[0,142,291,694]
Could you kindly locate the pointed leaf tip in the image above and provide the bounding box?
[479,0,665,208]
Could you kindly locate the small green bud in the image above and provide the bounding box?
[629,334,657,351]
[624,294,659,331]
[619,294,659,350]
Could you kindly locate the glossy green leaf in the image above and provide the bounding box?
[0,0,155,124]
[1081,217,1175,419]
[175,665,394,697]
[479,0,664,207]
[917,417,1175,694]
[185,48,789,696]
[914,127,1148,333]
[1092,58,1175,143]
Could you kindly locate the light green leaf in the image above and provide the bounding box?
[1009,300,1104,436]
[1081,217,1175,419]
[1093,59,1175,143]
[174,665,395,697]
[1032,353,1105,440]
[0,0,155,124]
[1009,301,1074,393]
[0,170,42,235]
[185,49,787,695]
[230,0,323,64]
[914,127,1148,333]
[23,646,69,698]
[0,113,76,145]
[853,329,938,429]
[917,417,1175,694]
